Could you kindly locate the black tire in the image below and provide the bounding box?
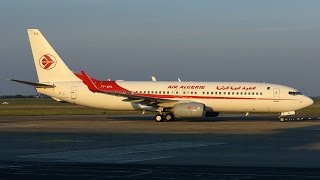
[155,114,163,122]
[165,114,174,121]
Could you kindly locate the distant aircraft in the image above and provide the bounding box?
[12,29,313,122]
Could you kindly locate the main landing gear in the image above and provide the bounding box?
[154,113,174,122]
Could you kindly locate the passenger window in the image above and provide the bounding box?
[215,92,218,95]
[260,92,262,95]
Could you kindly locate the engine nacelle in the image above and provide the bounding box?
[173,103,205,118]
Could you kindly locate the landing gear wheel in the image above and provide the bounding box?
[155,114,163,122]
[164,114,174,121]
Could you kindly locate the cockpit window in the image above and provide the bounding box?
[288,91,302,96]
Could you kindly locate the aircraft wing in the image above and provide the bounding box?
[80,71,178,107]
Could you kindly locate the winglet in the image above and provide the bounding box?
[80,71,100,92]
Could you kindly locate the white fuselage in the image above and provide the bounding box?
[36,81,313,114]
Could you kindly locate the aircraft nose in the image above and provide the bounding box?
[303,96,314,107]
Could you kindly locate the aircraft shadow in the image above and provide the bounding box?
[108,114,280,122]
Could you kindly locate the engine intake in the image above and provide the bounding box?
[173,103,205,118]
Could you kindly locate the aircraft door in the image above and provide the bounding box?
[71,86,77,99]
[273,88,280,101]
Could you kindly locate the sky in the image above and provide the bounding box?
[1,0,320,96]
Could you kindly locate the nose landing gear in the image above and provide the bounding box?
[279,115,320,122]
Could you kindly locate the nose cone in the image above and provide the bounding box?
[303,96,314,108]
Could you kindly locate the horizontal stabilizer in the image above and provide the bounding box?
[10,79,55,88]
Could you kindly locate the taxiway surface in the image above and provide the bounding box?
[0,114,320,179]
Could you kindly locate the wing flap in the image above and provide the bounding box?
[122,98,144,103]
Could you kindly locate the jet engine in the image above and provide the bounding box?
[172,103,205,118]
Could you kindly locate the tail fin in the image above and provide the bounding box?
[27,29,79,82]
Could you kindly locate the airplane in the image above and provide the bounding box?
[12,29,314,122]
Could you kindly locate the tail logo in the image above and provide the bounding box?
[39,54,57,70]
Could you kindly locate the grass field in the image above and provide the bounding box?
[0,98,140,116]
[297,99,320,115]
[0,98,319,116]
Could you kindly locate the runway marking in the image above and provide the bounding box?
[0,165,26,169]
[21,142,224,163]
[38,139,89,143]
